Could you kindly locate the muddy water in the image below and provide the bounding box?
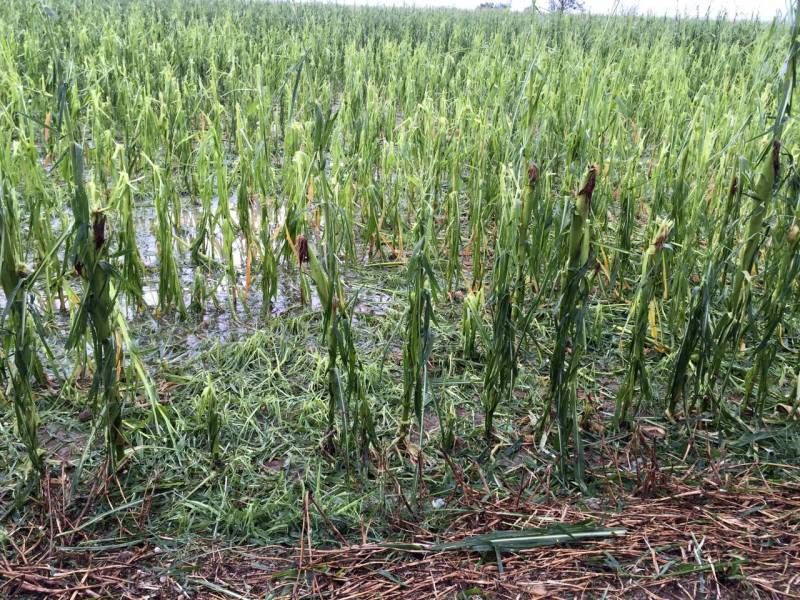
[2,190,398,378]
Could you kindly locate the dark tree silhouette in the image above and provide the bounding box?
[548,0,585,12]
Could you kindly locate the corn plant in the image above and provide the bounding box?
[614,218,674,427]
[461,288,485,360]
[259,197,279,318]
[115,169,145,308]
[66,144,125,471]
[0,181,43,474]
[308,236,362,465]
[398,203,438,447]
[444,189,462,295]
[743,173,800,415]
[307,104,375,467]
[512,162,539,312]
[704,13,799,416]
[546,165,599,488]
[482,166,522,442]
[145,156,186,319]
[198,375,221,464]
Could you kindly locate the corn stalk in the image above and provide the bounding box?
[66,143,125,472]
[545,164,598,488]
[614,218,673,427]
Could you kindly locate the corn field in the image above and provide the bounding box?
[1,0,799,596]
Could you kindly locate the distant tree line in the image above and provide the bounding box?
[548,0,585,12]
[522,1,586,13]
[477,2,511,9]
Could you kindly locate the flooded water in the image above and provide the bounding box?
[2,188,398,377]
